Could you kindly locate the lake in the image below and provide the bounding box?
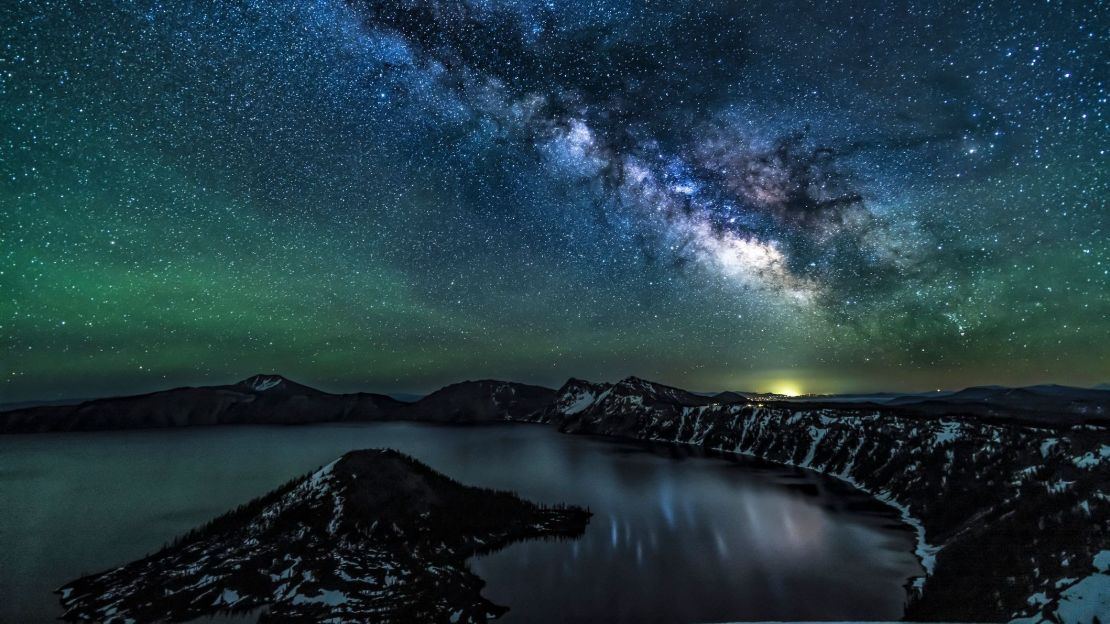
[0,422,922,622]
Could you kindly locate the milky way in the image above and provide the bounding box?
[343,0,917,303]
[1,0,1106,399]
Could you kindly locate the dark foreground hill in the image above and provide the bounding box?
[58,449,590,623]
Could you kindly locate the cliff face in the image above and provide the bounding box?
[541,377,1110,623]
[58,449,590,624]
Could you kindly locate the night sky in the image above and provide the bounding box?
[2,0,1107,401]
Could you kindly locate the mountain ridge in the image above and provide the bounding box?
[0,377,556,433]
[6,375,1109,429]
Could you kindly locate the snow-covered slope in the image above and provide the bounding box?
[534,377,1110,622]
[57,449,591,624]
[1012,550,1110,624]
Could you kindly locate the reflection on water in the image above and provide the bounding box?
[0,423,921,622]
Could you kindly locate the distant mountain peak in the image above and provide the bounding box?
[712,391,750,404]
[613,375,686,394]
[604,376,713,408]
[237,374,289,392]
[614,376,665,390]
[560,377,604,389]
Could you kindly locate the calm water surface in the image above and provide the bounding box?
[0,423,921,622]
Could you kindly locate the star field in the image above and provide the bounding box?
[1,0,1107,400]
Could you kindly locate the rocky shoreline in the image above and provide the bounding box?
[526,377,1109,623]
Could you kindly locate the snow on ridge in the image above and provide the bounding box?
[800,427,827,467]
[563,390,597,415]
[932,421,963,446]
[249,376,284,392]
[1010,551,1110,624]
[298,459,347,536]
[306,458,339,491]
[291,588,350,606]
[1040,438,1059,458]
[256,459,341,532]
[1071,444,1110,469]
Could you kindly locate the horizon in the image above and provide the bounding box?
[5,369,1109,406]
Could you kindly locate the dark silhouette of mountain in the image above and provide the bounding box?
[58,449,590,623]
[397,379,555,422]
[0,376,555,433]
[0,375,403,433]
[6,375,1107,434]
[710,390,748,403]
[785,390,952,403]
[883,383,1110,425]
[0,397,91,412]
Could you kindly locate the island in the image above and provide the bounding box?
[57,449,591,623]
